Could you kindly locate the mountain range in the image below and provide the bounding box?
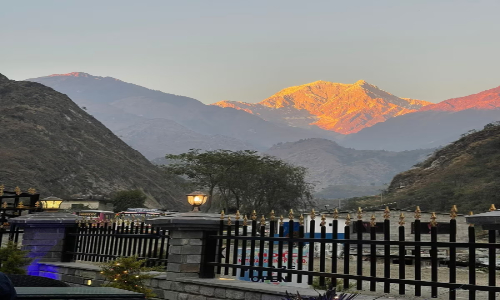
[213,80,431,134]
[0,73,187,210]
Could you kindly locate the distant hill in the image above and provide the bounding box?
[213,80,431,134]
[27,73,338,155]
[0,73,188,210]
[383,122,500,212]
[265,138,432,191]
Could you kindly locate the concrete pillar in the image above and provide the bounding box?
[10,212,80,275]
[147,212,220,280]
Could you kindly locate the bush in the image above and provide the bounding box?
[99,256,162,298]
[0,241,33,274]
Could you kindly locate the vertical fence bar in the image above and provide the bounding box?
[250,213,257,280]
[151,227,160,267]
[137,222,145,259]
[268,212,275,271]
[258,216,266,279]
[308,211,316,285]
[398,213,406,295]
[488,228,496,300]
[100,223,109,262]
[277,217,284,282]
[158,229,167,267]
[331,210,339,287]
[146,225,154,267]
[468,215,476,300]
[232,213,240,277]
[430,213,438,298]
[383,208,391,294]
[319,215,326,287]
[449,206,457,300]
[369,215,376,292]
[356,208,363,291]
[127,222,135,257]
[343,215,351,291]
[216,213,224,275]
[286,216,294,283]
[297,217,304,284]
[132,221,140,257]
[224,217,232,276]
[414,207,422,297]
[241,216,248,277]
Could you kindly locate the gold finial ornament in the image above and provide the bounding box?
[345,214,351,226]
[299,214,304,225]
[415,206,421,220]
[357,207,363,220]
[383,206,390,220]
[333,208,339,220]
[399,212,405,226]
[251,210,257,221]
[243,215,248,226]
[227,216,232,226]
[450,205,458,219]
[220,210,225,220]
[1,202,7,209]
[279,215,284,226]
[289,209,294,221]
[370,214,376,227]
[14,186,21,195]
[17,201,25,209]
[0,185,4,196]
[489,204,496,211]
[430,212,437,227]
[320,214,326,227]
[235,210,241,220]
[260,215,266,227]
[35,201,40,208]
[310,209,316,220]
[28,188,36,195]
[270,210,275,221]
[469,211,474,227]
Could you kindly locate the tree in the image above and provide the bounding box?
[164,149,314,214]
[0,241,32,274]
[111,190,147,212]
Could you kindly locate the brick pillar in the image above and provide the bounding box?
[147,212,220,281]
[10,212,80,276]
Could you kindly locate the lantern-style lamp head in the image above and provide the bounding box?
[40,196,64,212]
[186,191,208,212]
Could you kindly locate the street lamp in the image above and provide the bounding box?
[186,191,208,212]
[40,196,64,212]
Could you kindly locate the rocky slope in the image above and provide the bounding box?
[27,73,337,154]
[0,73,188,210]
[343,85,500,151]
[383,122,500,212]
[213,80,431,134]
[265,138,432,191]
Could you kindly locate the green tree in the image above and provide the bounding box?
[164,149,314,213]
[111,190,147,212]
[0,241,32,274]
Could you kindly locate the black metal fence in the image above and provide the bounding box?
[64,219,169,267]
[0,223,23,246]
[207,207,500,300]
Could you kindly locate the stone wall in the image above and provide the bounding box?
[36,262,324,300]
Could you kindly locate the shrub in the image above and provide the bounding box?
[0,241,33,274]
[99,256,162,299]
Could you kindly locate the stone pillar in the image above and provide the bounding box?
[10,212,80,276]
[147,212,220,281]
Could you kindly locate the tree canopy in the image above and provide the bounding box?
[163,150,314,214]
[111,190,147,212]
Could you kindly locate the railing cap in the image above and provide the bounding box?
[9,211,81,227]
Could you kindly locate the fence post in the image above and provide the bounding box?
[9,212,80,275]
[147,212,221,280]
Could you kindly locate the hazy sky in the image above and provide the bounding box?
[1,1,499,104]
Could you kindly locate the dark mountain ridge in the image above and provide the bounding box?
[0,73,188,210]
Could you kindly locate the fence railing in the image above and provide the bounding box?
[207,207,500,300]
[64,220,169,267]
[0,223,23,246]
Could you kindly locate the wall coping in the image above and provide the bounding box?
[10,212,81,227]
[146,212,221,230]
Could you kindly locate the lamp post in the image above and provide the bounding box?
[40,196,64,212]
[186,191,208,212]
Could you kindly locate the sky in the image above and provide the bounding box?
[1,0,499,104]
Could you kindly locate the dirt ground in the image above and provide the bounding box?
[313,258,500,300]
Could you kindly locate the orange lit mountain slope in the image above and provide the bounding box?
[213,80,431,134]
[419,85,500,112]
